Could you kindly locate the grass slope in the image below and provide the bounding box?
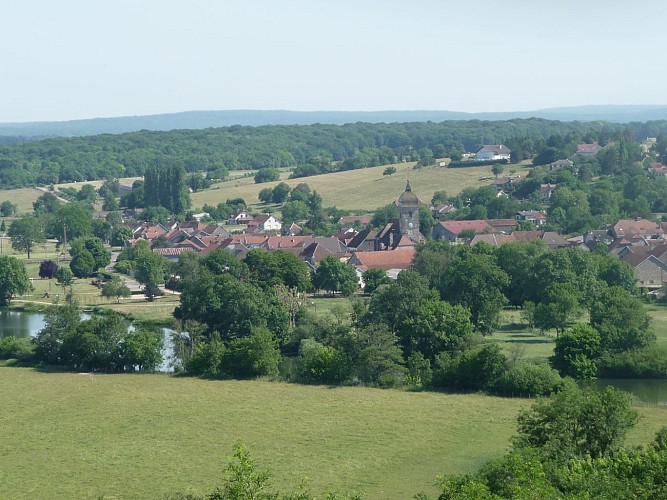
[192,162,514,212]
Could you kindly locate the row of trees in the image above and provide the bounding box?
[1,118,661,188]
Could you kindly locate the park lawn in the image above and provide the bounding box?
[1,369,664,500]
[11,260,180,322]
[192,162,516,213]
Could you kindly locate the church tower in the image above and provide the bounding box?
[397,180,421,240]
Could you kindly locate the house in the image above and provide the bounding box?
[247,214,282,232]
[608,218,663,240]
[432,203,457,216]
[337,215,372,227]
[648,162,667,177]
[486,218,519,233]
[469,230,567,249]
[577,143,602,157]
[432,220,493,241]
[516,210,548,227]
[347,228,377,252]
[492,176,523,191]
[348,247,415,274]
[228,209,254,225]
[475,145,512,161]
[619,245,667,289]
[153,247,193,263]
[539,183,557,200]
[191,212,210,222]
[550,159,574,172]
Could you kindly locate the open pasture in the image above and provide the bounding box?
[1,368,664,500]
[192,162,513,212]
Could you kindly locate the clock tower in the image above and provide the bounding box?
[397,180,421,240]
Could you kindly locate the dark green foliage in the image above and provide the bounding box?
[492,363,564,397]
[120,329,164,371]
[551,324,601,379]
[134,248,167,301]
[597,345,667,379]
[271,182,291,203]
[297,339,351,384]
[70,248,96,278]
[0,336,35,361]
[48,203,93,241]
[254,167,280,183]
[33,306,163,372]
[589,285,655,352]
[438,249,509,334]
[69,236,111,272]
[370,203,398,229]
[361,268,390,295]
[0,200,17,217]
[8,215,45,258]
[0,256,30,306]
[221,327,280,379]
[516,383,637,460]
[101,277,132,303]
[313,255,358,296]
[176,270,288,342]
[38,259,59,279]
[244,249,312,292]
[433,344,508,392]
[0,118,648,189]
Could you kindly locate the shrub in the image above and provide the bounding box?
[0,336,35,361]
[493,363,564,397]
[114,260,134,275]
[597,345,667,379]
[432,344,507,392]
[220,328,280,379]
[297,339,351,385]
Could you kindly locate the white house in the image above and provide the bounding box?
[248,213,282,232]
[475,144,511,161]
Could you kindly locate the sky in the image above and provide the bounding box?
[2,0,666,123]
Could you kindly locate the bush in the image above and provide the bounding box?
[0,336,35,361]
[297,339,351,385]
[597,345,667,379]
[114,260,134,275]
[493,363,564,397]
[220,328,280,379]
[432,344,507,392]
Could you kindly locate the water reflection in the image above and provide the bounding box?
[0,310,174,372]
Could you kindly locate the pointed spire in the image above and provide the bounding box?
[405,179,412,192]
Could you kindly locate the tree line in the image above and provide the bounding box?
[1,118,664,188]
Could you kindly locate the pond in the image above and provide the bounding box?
[582,378,667,408]
[3,311,667,405]
[0,310,176,372]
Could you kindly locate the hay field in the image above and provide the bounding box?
[192,162,518,212]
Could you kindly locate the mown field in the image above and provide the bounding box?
[191,162,521,212]
[1,368,665,500]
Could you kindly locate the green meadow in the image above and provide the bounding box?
[191,162,520,213]
[1,368,665,500]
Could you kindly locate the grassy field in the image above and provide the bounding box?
[191,162,523,213]
[0,368,664,500]
[0,187,44,215]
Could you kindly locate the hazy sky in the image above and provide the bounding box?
[2,0,666,122]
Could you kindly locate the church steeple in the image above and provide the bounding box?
[397,179,420,239]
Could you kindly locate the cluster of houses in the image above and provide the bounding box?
[124,174,667,293]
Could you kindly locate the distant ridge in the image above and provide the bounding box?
[2,105,667,139]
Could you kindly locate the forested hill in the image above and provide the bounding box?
[1,118,667,189]
[2,105,667,139]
